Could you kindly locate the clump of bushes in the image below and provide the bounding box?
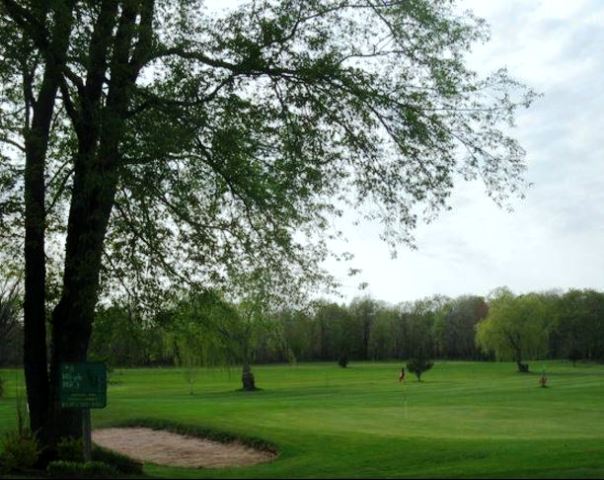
[47,460,118,478]
[0,430,39,473]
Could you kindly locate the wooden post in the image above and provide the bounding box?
[82,408,91,462]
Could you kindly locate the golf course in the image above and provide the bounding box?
[1,361,602,478]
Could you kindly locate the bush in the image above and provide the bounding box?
[338,355,349,368]
[406,358,434,382]
[0,430,39,471]
[57,437,84,462]
[47,460,118,477]
[91,444,143,475]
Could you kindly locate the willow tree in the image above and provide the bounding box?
[0,0,535,451]
[476,289,552,372]
[176,276,287,392]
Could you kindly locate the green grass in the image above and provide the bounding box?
[1,361,603,478]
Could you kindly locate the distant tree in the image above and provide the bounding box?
[313,302,349,362]
[176,272,287,392]
[182,363,200,396]
[165,292,231,393]
[307,300,354,366]
[401,298,437,381]
[350,297,380,361]
[367,307,396,360]
[476,288,553,372]
[439,296,489,359]
[553,289,604,364]
[406,357,434,382]
[398,298,439,359]
[89,305,168,367]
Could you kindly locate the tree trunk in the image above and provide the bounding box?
[241,362,257,391]
[20,1,76,442]
[45,159,119,441]
[43,0,146,441]
[23,118,51,441]
[516,357,529,373]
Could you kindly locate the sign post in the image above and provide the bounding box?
[60,362,107,462]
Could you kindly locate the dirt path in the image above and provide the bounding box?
[92,427,277,469]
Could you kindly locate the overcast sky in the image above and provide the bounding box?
[208,0,604,303]
[330,0,604,303]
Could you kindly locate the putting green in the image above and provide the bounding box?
[1,361,602,478]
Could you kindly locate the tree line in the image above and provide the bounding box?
[87,287,604,373]
[5,286,601,371]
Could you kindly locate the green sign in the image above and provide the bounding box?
[60,362,107,409]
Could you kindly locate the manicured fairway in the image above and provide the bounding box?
[1,361,603,478]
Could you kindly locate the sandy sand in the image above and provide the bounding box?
[92,427,277,469]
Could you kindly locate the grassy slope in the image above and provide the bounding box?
[1,361,602,478]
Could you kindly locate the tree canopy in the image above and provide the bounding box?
[476,288,553,372]
[0,0,535,451]
[0,0,536,299]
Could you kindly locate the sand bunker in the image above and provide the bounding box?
[92,427,277,469]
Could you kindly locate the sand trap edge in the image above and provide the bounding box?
[92,419,279,470]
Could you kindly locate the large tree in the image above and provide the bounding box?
[436,295,488,359]
[552,289,604,364]
[476,288,552,372]
[0,0,535,453]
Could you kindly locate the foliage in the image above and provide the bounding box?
[165,290,237,370]
[183,366,200,396]
[46,460,118,477]
[86,288,604,369]
[435,296,489,359]
[549,289,604,364]
[90,305,169,367]
[90,445,143,475]
[0,0,537,300]
[0,278,21,367]
[476,288,554,371]
[0,430,39,472]
[1,0,536,446]
[56,437,84,462]
[406,357,434,382]
[338,355,349,368]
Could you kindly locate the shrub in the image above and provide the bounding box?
[57,437,84,462]
[406,358,434,382]
[338,355,349,368]
[0,430,39,471]
[91,444,143,474]
[47,460,118,477]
